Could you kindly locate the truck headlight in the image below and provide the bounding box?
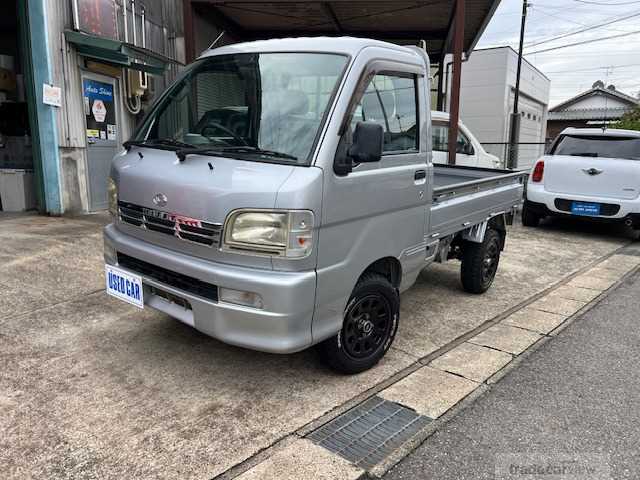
[108,178,118,217]
[223,209,314,258]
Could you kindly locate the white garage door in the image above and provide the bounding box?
[508,93,546,169]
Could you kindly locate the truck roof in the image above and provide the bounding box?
[200,36,422,60]
[560,127,640,138]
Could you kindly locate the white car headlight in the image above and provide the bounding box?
[108,178,118,217]
[223,209,314,258]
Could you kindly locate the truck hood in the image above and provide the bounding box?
[542,154,640,201]
[111,147,296,263]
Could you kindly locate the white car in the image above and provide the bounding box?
[431,111,502,169]
[523,127,640,229]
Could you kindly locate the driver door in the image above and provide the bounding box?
[314,62,430,340]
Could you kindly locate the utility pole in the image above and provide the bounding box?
[508,0,530,170]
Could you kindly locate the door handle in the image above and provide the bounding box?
[414,170,426,180]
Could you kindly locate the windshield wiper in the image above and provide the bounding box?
[175,145,298,162]
[123,138,193,151]
[569,152,598,157]
[220,146,298,161]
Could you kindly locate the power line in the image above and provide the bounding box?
[533,5,638,34]
[525,29,640,55]
[543,63,640,74]
[550,79,640,85]
[532,8,589,28]
[573,0,640,5]
[525,10,640,48]
[534,51,640,57]
[480,4,639,46]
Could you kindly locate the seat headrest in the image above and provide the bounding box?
[263,90,309,116]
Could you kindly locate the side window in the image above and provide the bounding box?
[456,131,474,155]
[354,73,419,153]
[431,122,474,155]
[432,122,448,151]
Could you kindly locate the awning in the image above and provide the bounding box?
[64,30,181,75]
[189,0,502,59]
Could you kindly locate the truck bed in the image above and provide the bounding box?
[429,164,527,238]
[433,165,508,188]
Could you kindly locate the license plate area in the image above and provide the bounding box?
[149,285,192,310]
[571,201,601,216]
[105,264,144,308]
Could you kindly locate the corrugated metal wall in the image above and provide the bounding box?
[44,0,187,213]
[47,0,186,149]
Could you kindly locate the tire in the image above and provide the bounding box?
[521,202,541,227]
[317,273,399,374]
[460,229,502,294]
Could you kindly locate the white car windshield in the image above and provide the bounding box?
[135,52,348,165]
[552,134,640,160]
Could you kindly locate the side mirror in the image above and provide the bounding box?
[348,122,383,164]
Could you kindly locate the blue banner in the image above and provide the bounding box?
[83,79,113,102]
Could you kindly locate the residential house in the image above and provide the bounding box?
[547,81,639,141]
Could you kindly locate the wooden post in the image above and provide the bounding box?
[447,0,465,165]
[183,0,195,63]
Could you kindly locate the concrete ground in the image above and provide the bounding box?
[0,213,635,479]
[384,259,640,480]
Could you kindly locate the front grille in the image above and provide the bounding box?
[118,201,222,247]
[554,198,620,216]
[117,253,218,302]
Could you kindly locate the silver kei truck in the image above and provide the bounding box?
[104,37,526,373]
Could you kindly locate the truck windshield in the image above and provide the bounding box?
[552,135,640,160]
[135,52,348,165]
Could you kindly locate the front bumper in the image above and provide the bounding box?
[104,224,316,353]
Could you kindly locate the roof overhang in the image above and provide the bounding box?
[64,30,181,75]
[550,87,640,112]
[548,107,635,121]
[189,0,502,60]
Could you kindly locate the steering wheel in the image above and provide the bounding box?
[200,121,248,146]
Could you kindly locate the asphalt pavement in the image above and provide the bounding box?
[384,263,640,480]
[4,210,632,478]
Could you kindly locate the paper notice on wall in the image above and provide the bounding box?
[107,124,117,141]
[43,84,62,107]
[92,100,107,123]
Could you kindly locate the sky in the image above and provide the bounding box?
[476,0,640,107]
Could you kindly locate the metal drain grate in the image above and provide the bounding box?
[307,396,431,470]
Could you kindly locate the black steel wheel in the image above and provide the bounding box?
[461,229,502,294]
[481,238,500,285]
[317,273,399,374]
[342,294,393,359]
